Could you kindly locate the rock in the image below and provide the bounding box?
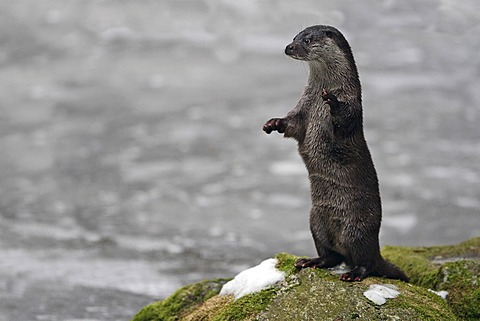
[130,237,480,320]
[382,237,480,320]
[131,278,230,321]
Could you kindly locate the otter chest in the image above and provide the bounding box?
[298,100,334,166]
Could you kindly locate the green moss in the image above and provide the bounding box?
[211,288,277,321]
[182,295,234,321]
[275,252,335,281]
[258,269,458,321]
[130,278,230,321]
[382,237,480,320]
[438,260,480,320]
[275,252,299,276]
[382,246,439,288]
[131,301,165,321]
[382,237,480,288]
[393,284,459,321]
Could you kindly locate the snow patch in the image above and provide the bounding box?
[363,284,400,305]
[429,289,448,299]
[219,258,285,299]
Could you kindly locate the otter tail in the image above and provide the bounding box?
[374,258,409,282]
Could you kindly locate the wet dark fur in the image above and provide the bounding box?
[263,25,408,282]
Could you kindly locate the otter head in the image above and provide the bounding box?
[285,25,359,90]
[285,25,354,67]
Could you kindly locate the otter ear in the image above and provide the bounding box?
[324,30,334,38]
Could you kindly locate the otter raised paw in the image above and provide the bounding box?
[321,89,339,108]
[263,118,287,134]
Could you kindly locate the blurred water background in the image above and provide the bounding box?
[0,1,479,320]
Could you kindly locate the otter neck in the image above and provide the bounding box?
[307,60,361,103]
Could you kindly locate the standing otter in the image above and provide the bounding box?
[263,25,408,282]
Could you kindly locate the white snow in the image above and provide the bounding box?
[363,284,400,305]
[429,289,449,299]
[219,258,285,299]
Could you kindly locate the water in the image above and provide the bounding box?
[0,1,479,320]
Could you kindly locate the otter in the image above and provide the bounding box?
[263,25,408,282]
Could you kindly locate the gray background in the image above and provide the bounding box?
[0,1,479,320]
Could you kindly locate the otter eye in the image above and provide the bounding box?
[304,38,311,45]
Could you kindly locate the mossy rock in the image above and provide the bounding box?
[258,268,456,321]
[131,278,230,321]
[131,237,480,321]
[382,237,480,320]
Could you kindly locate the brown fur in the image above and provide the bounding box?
[263,25,408,282]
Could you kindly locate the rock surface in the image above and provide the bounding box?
[131,237,480,320]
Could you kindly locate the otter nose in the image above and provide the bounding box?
[285,44,295,55]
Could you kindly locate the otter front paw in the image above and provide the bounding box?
[263,118,286,134]
[294,257,324,269]
[321,89,339,108]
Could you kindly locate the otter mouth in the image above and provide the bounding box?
[288,55,301,61]
[286,52,305,60]
[286,53,309,62]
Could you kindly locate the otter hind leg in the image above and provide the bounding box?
[340,266,370,282]
[340,259,409,282]
[339,238,379,282]
[294,251,343,270]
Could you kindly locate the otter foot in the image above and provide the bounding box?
[263,118,286,134]
[340,266,368,282]
[321,89,339,108]
[294,257,325,269]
